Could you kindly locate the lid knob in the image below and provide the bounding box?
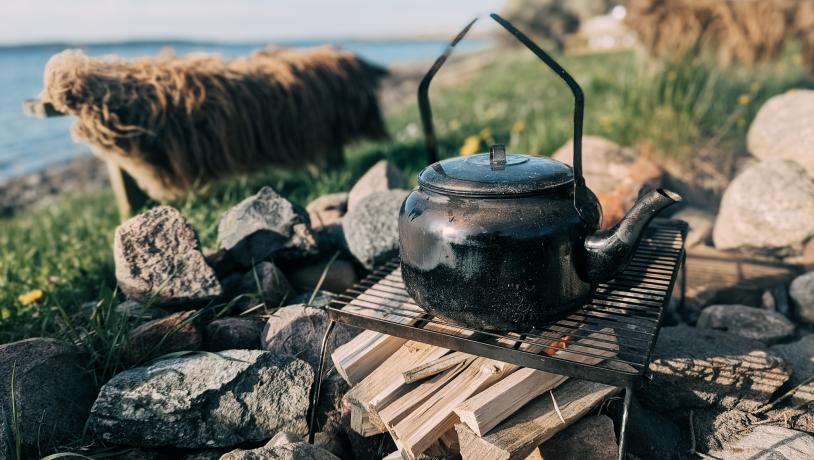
[489,144,507,167]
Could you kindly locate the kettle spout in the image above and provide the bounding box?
[582,188,682,283]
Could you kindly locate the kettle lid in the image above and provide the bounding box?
[417,144,574,197]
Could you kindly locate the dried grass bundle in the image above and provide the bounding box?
[626,0,813,69]
[41,46,388,199]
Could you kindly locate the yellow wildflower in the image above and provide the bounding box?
[479,127,493,139]
[460,135,481,156]
[511,120,525,134]
[737,94,750,106]
[17,289,43,305]
[1,308,10,320]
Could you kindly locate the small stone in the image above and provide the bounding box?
[217,187,318,267]
[790,271,814,324]
[288,258,358,294]
[347,160,406,211]
[262,305,359,369]
[222,261,293,312]
[268,431,303,447]
[115,299,171,322]
[696,304,795,344]
[534,416,617,460]
[89,351,312,448]
[0,338,97,458]
[671,207,714,247]
[771,335,814,406]
[221,441,339,460]
[204,317,264,352]
[709,426,814,459]
[342,189,409,269]
[114,206,222,306]
[306,192,349,215]
[713,160,814,256]
[125,310,203,365]
[748,89,814,178]
[641,325,791,412]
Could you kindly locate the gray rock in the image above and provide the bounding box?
[115,299,171,322]
[217,187,318,267]
[262,305,359,369]
[306,192,348,215]
[671,207,714,247]
[709,426,814,459]
[204,317,264,352]
[347,160,406,211]
[268,431,303,447]
[220,441,339,460]
[641,325,791,412]
[114,206,222,306]
[535,416,617,460]
[697,304,795,344]
[222,261,293,312]
[125,310,203,365]
[342,189,409,269]
[713,160,814,256]
[790,271,814,324]
[288,257,358,294]
[748,89,814,178]
[89,350,312,448]
[771,335,814,406]
[0,338,97,458]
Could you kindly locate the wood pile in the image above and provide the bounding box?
[331,326,626,459]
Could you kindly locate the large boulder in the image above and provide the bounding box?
[790,271,814,324]
[204,317,264,352]
[553,136,663,228]
[262,305,359,369]
[347,160,406,212]
[0,338,97,458]
[696,304,795,344]
[747,89,814,178]
[771,335,814,406]
[713,160,814,256]
[641,325,791,412]
[708,426,814,459]
[217,187,318,267]
[89,351,312,448]
[221,261,293,312]
[125,310,203,364]
[342,189,409,269]
[114,206,222,306]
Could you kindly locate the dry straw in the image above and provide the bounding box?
[41,46,388,199]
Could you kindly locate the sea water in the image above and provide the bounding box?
[0,38,489,181]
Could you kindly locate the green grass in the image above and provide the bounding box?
[1,48,812,382]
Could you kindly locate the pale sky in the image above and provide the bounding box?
[0,0,504,44]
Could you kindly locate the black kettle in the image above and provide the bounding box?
[397,14,681,331]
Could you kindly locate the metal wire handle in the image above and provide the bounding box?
[417,13,585,187]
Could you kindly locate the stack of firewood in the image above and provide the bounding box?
[332,323,627,459]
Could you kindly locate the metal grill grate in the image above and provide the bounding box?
[326,219,687,387]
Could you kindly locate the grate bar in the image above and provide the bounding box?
[326,220,686,387]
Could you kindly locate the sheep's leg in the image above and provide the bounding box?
[106,160,149,221]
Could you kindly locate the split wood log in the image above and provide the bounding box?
[345,341,449,434]
[454,328,618,436]
[332,330,407,385]
[349,404,382,437]
[455,377,623,460]
[401,351,470,384]
[393,357,520,458]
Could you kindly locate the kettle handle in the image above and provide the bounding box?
[418,13,585,187]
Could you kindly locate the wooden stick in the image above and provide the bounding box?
[402,351,470,383]
[454,328,618,436]
[393,357,519,458]
[455,378,622,460]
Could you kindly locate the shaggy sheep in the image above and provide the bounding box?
[40,46,388,200]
